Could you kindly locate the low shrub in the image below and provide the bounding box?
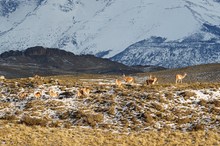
[152,102,164,112]
[164,92,174,100]
[0,114,17,121]
[176,117,191,125]
[143,111,154,124]
[86,113,104,127]
[20,115,48,126]
[198,99,208,107]
[190,123,205,131]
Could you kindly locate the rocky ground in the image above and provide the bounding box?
[0,75,220,145]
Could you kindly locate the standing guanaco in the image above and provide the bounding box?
[0,75,5,80]
[34,91,42,98]
[146,75,158,85]
[18,92,28,100]
[123,74,134,84]
[77,88,90,97]
[176,73,187,84]
[115,79,122,88]
[49,89,59,98]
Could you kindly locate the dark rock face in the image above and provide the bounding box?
[1,46,74,57]
[23,46,74,56]
[0,50,22,58]
[0,46,141,78]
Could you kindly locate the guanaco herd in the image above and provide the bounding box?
[0,73,188,98]
[115,73,187,88]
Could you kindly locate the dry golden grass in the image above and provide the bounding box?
[0,121,219,146]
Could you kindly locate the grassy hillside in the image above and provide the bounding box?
[0,71,220,145]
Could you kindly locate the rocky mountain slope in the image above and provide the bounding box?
[0,0,220,68]
[111,36,220,68]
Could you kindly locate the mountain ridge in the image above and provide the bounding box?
[0,46,142,78]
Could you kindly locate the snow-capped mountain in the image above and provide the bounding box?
[0,0,220,68]
[111,36,220,68]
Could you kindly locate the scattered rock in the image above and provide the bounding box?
[191,123,205,131]
[212,99,220,107]
[20,115,48,126]
[143,111,154,124]
[179,91,196,99]
[164,92,174,100]
[198,99,208,106]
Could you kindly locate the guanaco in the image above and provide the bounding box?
[34,75,40,79]
[123,74,134,84]
[34,75,44,80]
[77,88,90,97]
[176,73,187,84]
[77,90,83,97]
[146,75,158,85]
[49,89,59,98]
[18,92,28,100]
[0,75,5,80]
[150,75,158,84]
[34,91,42,98]
[115,79,122,88]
